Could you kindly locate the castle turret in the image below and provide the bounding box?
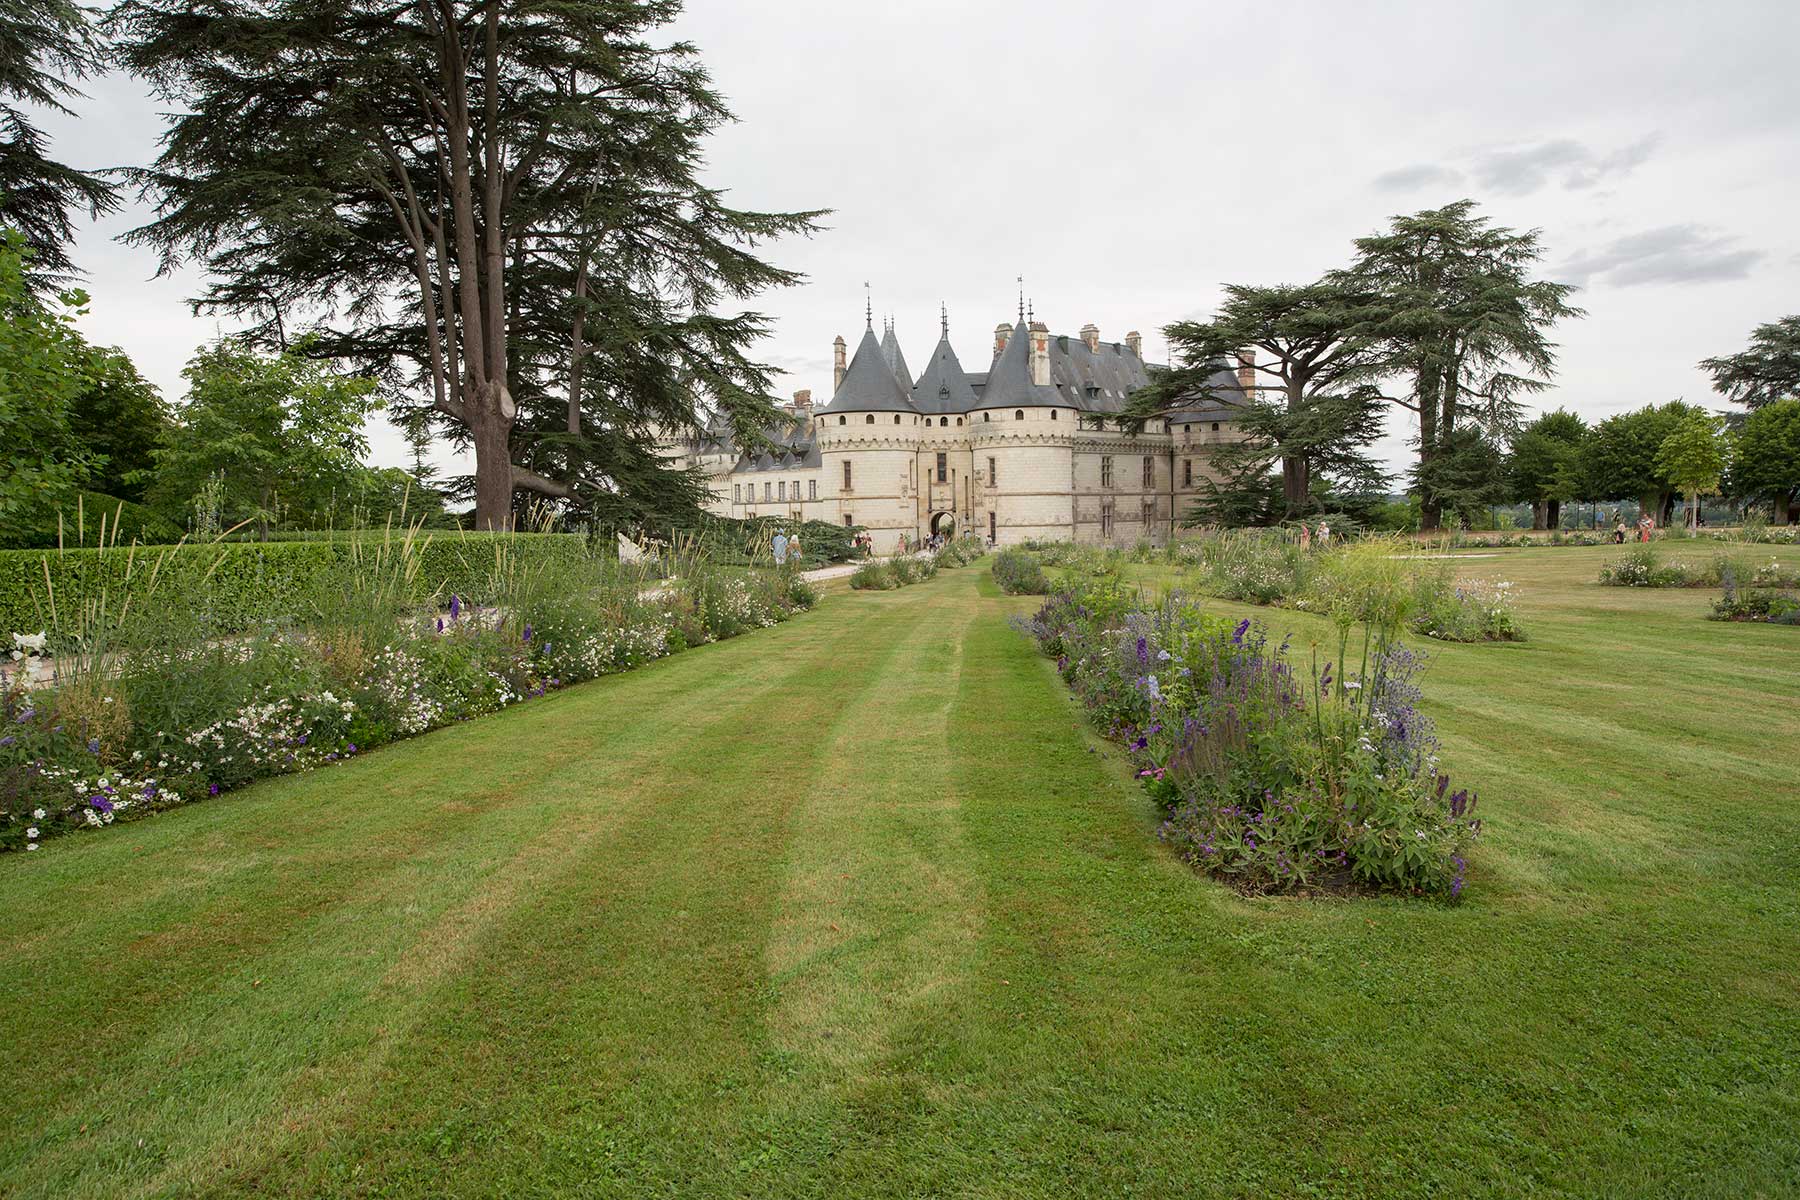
[833,335,847,391]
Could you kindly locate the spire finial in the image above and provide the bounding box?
[1016,276,1024,324]
[1027,298,1035,324]
[940,301,948,337]
[863,281,872,328]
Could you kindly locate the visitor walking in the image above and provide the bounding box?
[1298,522,1312,551]
[788,532,802,564]
[1316,523,1331,549]
[771,531,788,565]
[1637,513,1655,543]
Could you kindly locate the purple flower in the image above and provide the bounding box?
[87,738,100,754]
[1136,637,1148,665]
[436,617,444,634]
[1232,618,1250,644]
[449,594,462,620]
[89,795,114,814]
[208,783,220,796]
[522,624,533,643]
[0,735,13,747]
[347,744,357,753]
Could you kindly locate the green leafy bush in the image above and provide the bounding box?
[991,548,1050,595]
[849,561,897,591]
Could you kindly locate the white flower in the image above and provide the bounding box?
[25,827,39,838]
[32,808,44,819]
[25,843,37,851]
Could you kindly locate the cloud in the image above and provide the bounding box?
[1373,163,1464,192]
[1555,224,1764,288]
[1378,135,1663,196]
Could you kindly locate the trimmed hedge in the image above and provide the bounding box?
[0,533,588,636]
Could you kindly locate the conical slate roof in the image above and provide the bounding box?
[820,326,916,413]
[910,334,978,414]
[879,323,913,390]
[978,320,1062,409]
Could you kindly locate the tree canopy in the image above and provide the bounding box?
[1506,408,1587,529]
[110,0,824,532]
[1654,414,1729,529]
[1726,398,1800,524]
[1700,315,1800,410]
[1582,400,1707,522]
[0,0,119,284]
[1344,200,1581,530]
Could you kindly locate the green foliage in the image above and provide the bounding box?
[1408,427,1509,526]
[0,532,589,640]
[66,345,169,502]
[848,561,897,591]
[149,339,383,537]
[1701,315,1800,409]
[990,548,1050,595]
[0,0,119,284]
[1655,414,1730,528]
[0,230,94,543]
[1345,200,1582,529]
[651,513,863,568]
[1727,398,1800,519]
[1507,408,1588,526]
[1582,400,1707,511]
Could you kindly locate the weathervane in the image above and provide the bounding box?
[1016,276,1024,324]
[863,280,872,328]
[940,300,948,337]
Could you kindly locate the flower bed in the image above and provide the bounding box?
[1018,570,1480,898]
[1598,546,1800,589]
[1193,531,1526,643]
[991,548,1050,595]
[2,552,816,853]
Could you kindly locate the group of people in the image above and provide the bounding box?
[769,530,803,565]
[1607,513,1658,544]
[1292,521,1332,550]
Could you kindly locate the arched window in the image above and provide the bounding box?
[1211,422,1220,431]
[838,415,846,425]
[940,416,948,427]
[865,414,875,424]
[1014,410,1024,421]
[983,412,991,423]
[956,417,963,426]
[894,414,901,424]
[1051,409,1058,420]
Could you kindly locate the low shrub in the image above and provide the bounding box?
[1409,572,1526,642]
[1016,571,1479,898]
[1709,586,1800,624]
[849,561,897,591]
[991,548,1050,595]
[934,537,988,568]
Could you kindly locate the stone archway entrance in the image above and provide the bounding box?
[929,511,956,539]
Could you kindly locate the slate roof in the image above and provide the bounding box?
[879,324,913,392]
[818,325,916,414]
[978,321,1064,409]
[910,334,978,415]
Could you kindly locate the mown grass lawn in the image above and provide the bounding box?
[2,547,1796,1198]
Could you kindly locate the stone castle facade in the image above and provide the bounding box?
[666,305,1251,555]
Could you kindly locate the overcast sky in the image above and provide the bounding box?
[36,0,1800,478]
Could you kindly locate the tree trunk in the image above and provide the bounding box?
[1776,493,1793,526]
[471,402,515,531]
[1546,499,1562,530]
[1530,501,1546,530]
[1281,456,1309,516]
[1660,493,1676,527]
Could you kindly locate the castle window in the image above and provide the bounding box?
[1100,501,1114,540]
[894,414,901,424]
[1051,409,1058,420]
[734,484,742,503]
[1142,456,1153,488]
[838,415,846,425]
[983,412,991,422]
[1014,410,1024,421]
[843,460,852,490]
[844,513,853,526]
[1142,499,1155,528]
[809,480,817,501]
[866,414,875,424]
[936,452,947,484]
[956,417,963,426]
[763,482,772,502]
[1100,456,1113,488]
[940,416,948,427]
[778,481,785,502]
[1183,459,1192,487]
[791,479,799,501]
[988,456,997,486]
[1211,422,1220,431]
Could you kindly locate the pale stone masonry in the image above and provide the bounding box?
[665,304,1252,555]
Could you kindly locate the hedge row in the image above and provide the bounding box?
[0,533,588,636]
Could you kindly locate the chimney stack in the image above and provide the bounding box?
[1080,323,1100,352]
[832,335,847,391]
[994,322,1011,358]
[1236,350,1256,396]
[1125,330,1142,358]
[1028,320,1051,386]
[792,388,812,410]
